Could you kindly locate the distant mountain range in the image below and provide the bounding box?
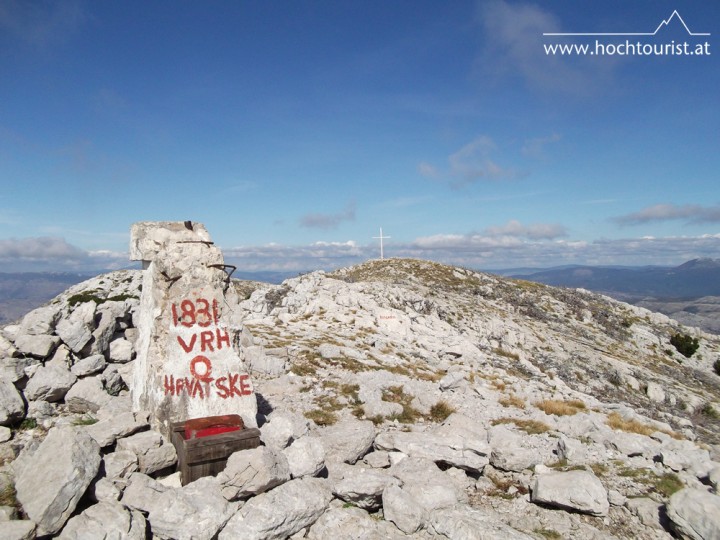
[1,259,719,332]
[508,258,720,300]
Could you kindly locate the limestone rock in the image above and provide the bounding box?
[428,504,535,540]
[64,376,111,413]
[116,430,177,475]
[333,465,395,510]
[362,450,390,468]
[0,521,37,540]
[13,334,60,359]
[307,505,404,540]
[103,450,139,481]
[108,338,134,363]
[0,426,11,442]
[624,497,664,530]
[55,301,96,353]
[375,429,489,473]
[318,419,375,464]
[488,425,543,472]
[19,305,60,336]
[218,477,333,540]
[70,354,106,377]
[666,488,720,540]
[120,473,170,515]
[217,446,291,500]
[530,470,609,516]
[284,436,326,478]
[85,411,149,447]
[260,414,296,449]
[148,476,237,540]
[59,501,146,540]
[24,364,77,402]
[383,483,425,534]
[14,426,101,535]
[0,376,25,426]
[388,457,464,512]
[646,382,666,403]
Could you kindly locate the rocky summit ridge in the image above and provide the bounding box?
[1,257,720,539]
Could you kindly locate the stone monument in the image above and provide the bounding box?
[130,221,257,436]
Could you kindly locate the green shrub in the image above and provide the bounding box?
[670,333,699,358]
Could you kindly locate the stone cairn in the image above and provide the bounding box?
[130,221,257,436]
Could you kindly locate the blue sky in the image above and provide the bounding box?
[1,1,718,272]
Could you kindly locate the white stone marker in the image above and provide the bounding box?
[130,221,257,436]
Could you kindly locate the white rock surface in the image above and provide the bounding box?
[59,501,146,540]
[116,430,177,474]
[318,419,375,464]
[14,426,101,535]
[13,334,60,359]
[530,470,609,516]
[333,465,395,510]
[284,436,326,478]
[23,364,77,402]
[218,477,333,540]
[666,488,720,540]
[0,376,25,425]
[148,476,237,540]
[70,354,106,377]
[64,376,111,413]
[218,446,291,500]
[429,504,535,540]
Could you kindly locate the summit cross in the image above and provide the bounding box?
[373,227,391,260]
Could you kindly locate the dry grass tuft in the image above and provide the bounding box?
[491,417,551,435]
[606,412,683,440]
[536,399,586,416]
[499,394,526,409]
[428,400,456,422]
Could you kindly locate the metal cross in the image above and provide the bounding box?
[373,227,391,260]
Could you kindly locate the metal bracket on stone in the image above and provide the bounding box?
[161,271,182,289]
[176,240,215,247]
[207,264,236,290]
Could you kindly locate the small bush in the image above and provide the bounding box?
[428,400,456,422]
[670,333,699,358]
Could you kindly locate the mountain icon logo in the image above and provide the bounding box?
[543,10,710,37]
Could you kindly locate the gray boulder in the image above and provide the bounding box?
[382,483,425,534]
[318,419,375,464]
[530,470,609,516]
[217,446,290,500]
[70,354,106,377]
[0,376,25,426]
[375,430,489,473]
[284,436,326,478]
[84,410,149,447]
[59,501,146,539]
[218,477,333,540]
[148,476,237,540]
[102,449,139,481]
[14,426,101,535]
[19,305,61,336]
[24,364,77,402]
[308,505,405,540]
[116,430,177,475]
[333,465,395,510]
[428,504,535,540]
[389,457,464,511]
[64,376,111,413]
[108,338,134,363]
[55,301,96,353]
[13,334,60,359]
[488,425,542,472]
[120,473,170,515]
[666,488,720,540]
[0,521,37,540]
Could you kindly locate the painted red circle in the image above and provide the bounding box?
[189,355,213,382]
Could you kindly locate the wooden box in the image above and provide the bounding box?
[171,419,260,486]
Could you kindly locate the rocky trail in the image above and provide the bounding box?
[1,258,720,539]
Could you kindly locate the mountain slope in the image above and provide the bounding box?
[2,258,720,538]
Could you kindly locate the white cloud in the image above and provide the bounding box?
[0,237,128,272]
[419,136,523,188]
[615,204,720,226]
[521,133,561,158]
[299,201,356,229]
[478,0,615,95]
